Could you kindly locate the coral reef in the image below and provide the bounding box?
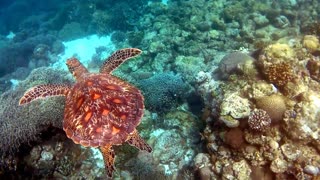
[0,67,71,157]
[0,34,58,77]
[1,0,320,179]
[195,36,320,179]
[137,72,189,113]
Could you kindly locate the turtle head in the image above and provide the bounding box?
[66,57,89,80]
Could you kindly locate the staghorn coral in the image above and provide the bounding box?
[264,62,295,87]
[248,109,271,132]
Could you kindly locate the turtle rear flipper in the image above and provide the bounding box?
[19,84,70,105]
[100,48,142,74]
[127,129,152,153]
[100,145,116,178]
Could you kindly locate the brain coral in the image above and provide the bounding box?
[255,94,287,123]
[0,67,71,156]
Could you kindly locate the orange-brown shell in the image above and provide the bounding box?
[63,73,144,147]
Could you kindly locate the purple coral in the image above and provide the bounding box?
[248,109,271,132]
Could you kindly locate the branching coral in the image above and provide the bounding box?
[248,109,271,132]
[264,62,294,87]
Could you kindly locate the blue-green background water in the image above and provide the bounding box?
[0,0,320,179]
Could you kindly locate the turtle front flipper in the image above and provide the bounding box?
[19,84,70,105]
[126,129,152,153]
[100,48,142,74]
[100,145,116,178]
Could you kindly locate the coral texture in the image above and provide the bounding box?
[264,62,294,87]
[255,94,287,123]
[0,67,71,156]
[248,109,271,132]
[220,92,251,119]
[138,72,188,113]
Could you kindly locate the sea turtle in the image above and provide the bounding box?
[19,48,152,178]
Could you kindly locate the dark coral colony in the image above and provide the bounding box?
[0,0,320,179]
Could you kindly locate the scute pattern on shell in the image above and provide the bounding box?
[63,73,144,147]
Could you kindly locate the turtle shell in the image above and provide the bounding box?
[63,73,144,147]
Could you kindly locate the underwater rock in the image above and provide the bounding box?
[270,157,288,173]
[274,15,290,28]
[193,153,211,169]
[224,128,244,149]
[253,13,269,28]
[174,55,207,83]
[306,59,320,82]
[58,22,86,41]
[0,34,57,77]
[304,165,320,175]
[219,115,240,128]
[280,143,301,161]
[218,52,256,80]
[232,160,251,180]
[152,129,185,164]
